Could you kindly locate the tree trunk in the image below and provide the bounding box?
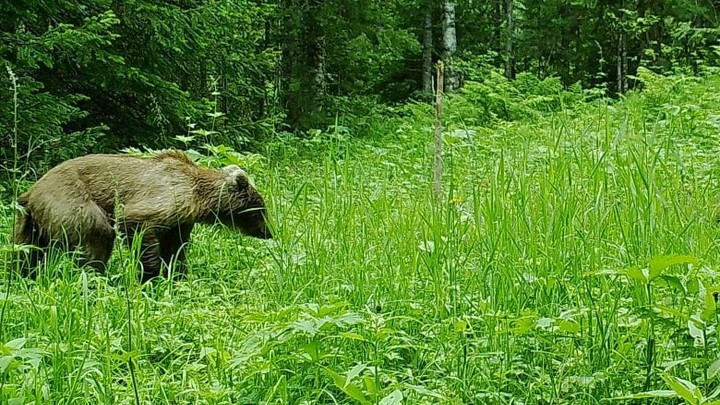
[621,29,628,92]
[505,0,515,80]
[279,0,301,126]
[617,5,628,94]
[422,5,434,96]
[441,0,459,92]
[314,34,327,98]
[617,31,622,94]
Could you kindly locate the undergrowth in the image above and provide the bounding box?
[3,67,720,404]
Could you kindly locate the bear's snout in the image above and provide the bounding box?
[242,211,273,239]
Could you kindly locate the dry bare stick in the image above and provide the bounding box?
[433,60,444,199]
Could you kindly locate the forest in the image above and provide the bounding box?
[2,0,720,403]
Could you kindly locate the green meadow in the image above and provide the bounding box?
[3,68,720,404]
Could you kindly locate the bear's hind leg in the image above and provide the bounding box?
[58,202,116,273]
[12,210,48,279]
[77,221,115,273]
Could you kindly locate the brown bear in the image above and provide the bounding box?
[12,150,272,282]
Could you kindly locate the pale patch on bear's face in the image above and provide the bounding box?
[222,164,259,190]
[222,165,255,187]
[222,164,247,179]
[218,165,272,239]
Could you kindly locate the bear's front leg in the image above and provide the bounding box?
[159,223,194,280]
[139,236,163,283]
[122,223,163,282]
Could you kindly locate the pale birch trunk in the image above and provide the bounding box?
[314,35,327,98]
[441,0,459,92]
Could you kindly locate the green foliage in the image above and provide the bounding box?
[276,0,420,130]
[457,0,719,91]
[0,0,275,171]
[121,143,267,174]
[427,68,586,128]
[0,10,118,168]
[4,69,720,403]
[2,0,719,173]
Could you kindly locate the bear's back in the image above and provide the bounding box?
[25,151,204,221]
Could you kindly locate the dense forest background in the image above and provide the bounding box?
[1,0,719,169]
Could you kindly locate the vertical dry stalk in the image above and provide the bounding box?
[2,66,19,341]
[433,60,444,199]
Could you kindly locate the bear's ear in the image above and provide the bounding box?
[222,165,250,188]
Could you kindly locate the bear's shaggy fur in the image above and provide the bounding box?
[13,150,272,281]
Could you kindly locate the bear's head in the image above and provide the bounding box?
[217,165,272,239]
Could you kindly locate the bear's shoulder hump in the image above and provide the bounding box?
[153,150,196,166]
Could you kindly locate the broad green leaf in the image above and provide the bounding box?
[536,317,554,329]
[649,255,699,281]
[302,339,320,362]
[339,332,367,342]
[662,374,702,404]
[115,350,140,362]
[190,129,219,137]
[619,267,648,283]
[513,316,536,334]
[379,390,403,405]
[708,357,720,380]
[662,358,692,372]
[404,384,444,399]
[293,319,319,335]
[557,319,580,334]
[453,320,467,332]
[345,363,367,388]
[174,135,195,143]
[687,278,701,294]
[324,367,370,405]
[5,338,26,350]
[688,318,705,344]
[332,312,363,327]
[656,304,685,319]
[659,275,686,293]
[364,376,379,396]
[1,244,35,254]
[0,356,16,373]
[199,347,216,359]
[701,287,717,323]
[590,268,623,276]
[315,302,347,317]
[612,390,677,399]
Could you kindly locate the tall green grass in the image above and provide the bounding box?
[3,68,720,404]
